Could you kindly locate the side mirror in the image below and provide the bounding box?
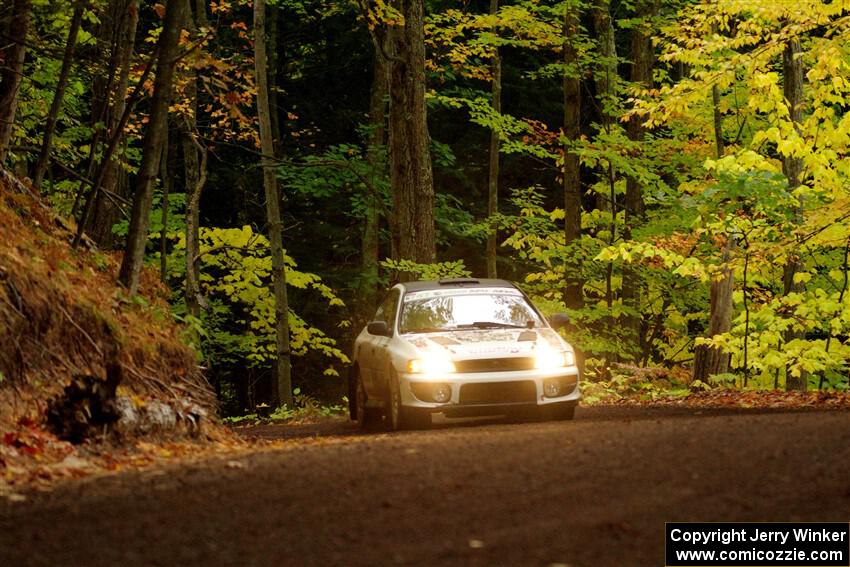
[549,313,570,331]
[367,320,390,336]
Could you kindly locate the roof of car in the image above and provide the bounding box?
[400,278,518,292]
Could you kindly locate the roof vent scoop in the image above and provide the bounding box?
[518,330,537,342]
[438,278,480,286]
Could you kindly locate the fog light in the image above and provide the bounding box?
[433,383,452,403]
[543,378,563,398]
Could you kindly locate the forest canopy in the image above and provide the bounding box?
[2,0,850,414]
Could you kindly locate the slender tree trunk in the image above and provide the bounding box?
[592,0,619,370]
[255,0,293,409]
[692,71,734,382]
[32,1,86,189]
[118,0,187,293]
[0,0,32,164]
[485,0,501,279]
[712,85,725,157]
[88,0,140,247]
[693,239,735,382]
[562,5,582,310]
[591,0,616,215]
[181,0,204,318]
[387,0,436,273]
[159,131,171,282]
[781,38,807,392]
[361,47,387,312]
[182,134,202,315]
[266,0,281,153]
[71,0,125,218]
[184,131,207,320]
[622,0,654,360]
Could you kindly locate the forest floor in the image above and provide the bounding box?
[2,405,849,567]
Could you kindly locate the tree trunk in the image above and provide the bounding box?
[621,0,654,360]
[194,0,207,26]
[562,5,582,310]
[255,0,293,409]
[591,0,617,215]
[0,0,32,164]
[693,239,735,382]
[781,38,807,392]
[181,0,204,319]
[692,64,734,382]
[118,0,187,294]
[32,1,86,189]
[592,0,616,122]
[711,85,725,157]
[184,131,207,321]
[159,129,171,282]
[71,0,126,218]
[88,0,140,247]
[485,0,501,279]
[387,0,436,273]
[361,47,387,312]
[592,0,619,370]
[266,0,281,153]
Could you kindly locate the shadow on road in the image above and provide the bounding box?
[232,404,836,441]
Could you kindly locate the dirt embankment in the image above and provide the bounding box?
[0,168,224,489]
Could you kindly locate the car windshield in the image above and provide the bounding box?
[399,288,543,334]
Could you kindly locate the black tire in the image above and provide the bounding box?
[386,373,431,431]
[540,402,576,422]
[353,370,382,429]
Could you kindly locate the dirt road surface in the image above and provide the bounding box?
[2,407,849,566]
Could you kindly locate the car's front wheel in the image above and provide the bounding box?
[386,372,430,431]
[353,369,382,429]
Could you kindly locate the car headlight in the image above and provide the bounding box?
[407,356,456,375]
[534,348,576,369]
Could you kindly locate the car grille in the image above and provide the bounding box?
[454,357,535,373]
[459,381,537,405]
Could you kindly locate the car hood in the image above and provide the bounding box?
[401,328,565,359]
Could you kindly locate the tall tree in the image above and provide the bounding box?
[159,129,172,282]
[781,37,807,392]
[361,45,388,311]
[87,0,140,247]
[255,0,293,409]
[622,0,654,356]
[591,0,617,230]
[118,0,187,293]
[181,0,205,318]
[485,0,501,279]
[32,0,86,189]
[0,0,32,164]
[386,0,436,271]
[562,2,583,310]
[692,73,734,382]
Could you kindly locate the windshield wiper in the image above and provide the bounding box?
[455,321,527,330]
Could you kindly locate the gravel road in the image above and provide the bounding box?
[2,406,849,566]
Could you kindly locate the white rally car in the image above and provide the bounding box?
[349,278,580,430]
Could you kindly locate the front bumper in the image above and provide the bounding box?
[399,366,581,412]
